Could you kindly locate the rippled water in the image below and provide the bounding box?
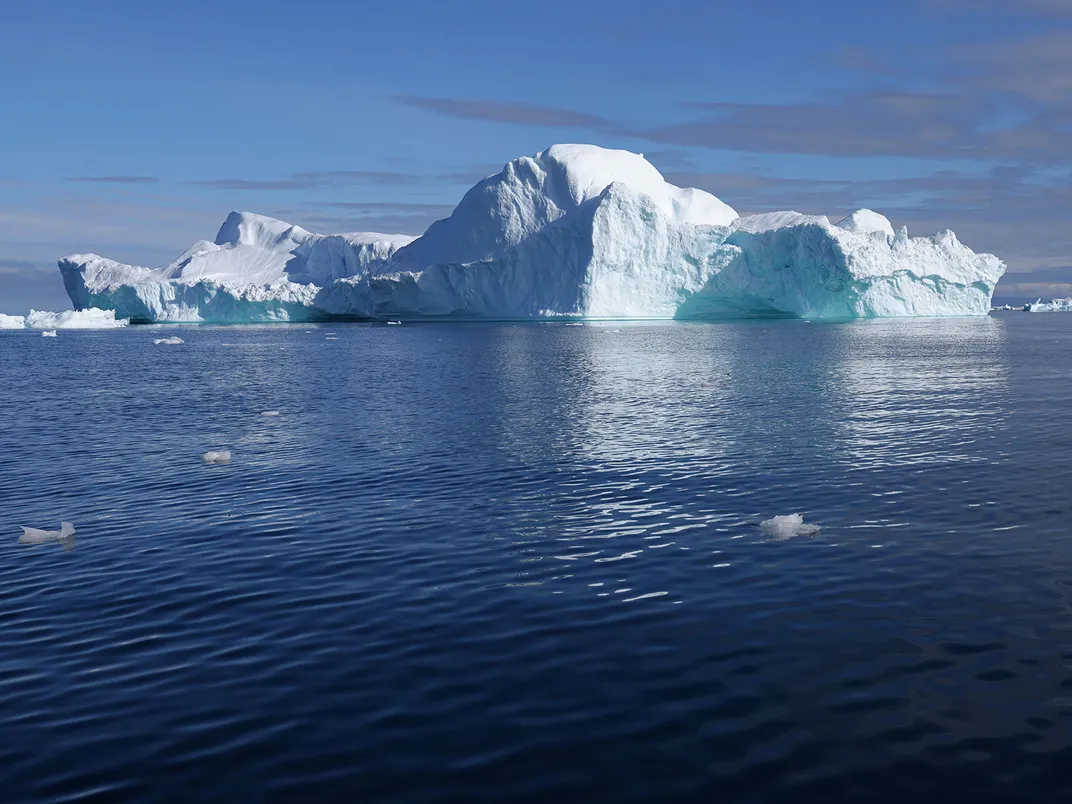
[3,314,1072,802]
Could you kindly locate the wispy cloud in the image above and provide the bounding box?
[316,201,455,213]
[67,175,160,184]
[927,0,1072,16]
[393,95,613,129]
[954,31,1072,102]
[634,92,1046,160]
[190,170,428,191]
[0,257,40,271]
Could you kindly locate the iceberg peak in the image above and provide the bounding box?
[214,211,313,249]
[392,143,738,269]
[836,209,895,238]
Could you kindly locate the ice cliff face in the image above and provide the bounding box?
[58,144,1005,322]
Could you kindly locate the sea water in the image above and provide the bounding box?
[2,314,1070,802]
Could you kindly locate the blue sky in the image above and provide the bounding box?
[2,0,1070,311]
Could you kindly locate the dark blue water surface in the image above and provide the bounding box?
[3,313,1072,803]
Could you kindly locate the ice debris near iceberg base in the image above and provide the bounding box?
[1027,298,1072,312]
[0,308,129,329]
[58,144,1005,322]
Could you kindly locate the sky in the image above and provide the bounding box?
[2,0,1071,312]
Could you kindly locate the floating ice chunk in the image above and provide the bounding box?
[261,410,281,416]
[26,308,128,329]
[760,513,820,540]
[19,521,76,551]
[41,330,57,337]
[0,313,26,329]
[387,320,401,325]
[325,336,339,340]
[153,336,184,345]
[1027,297,1072,312]
[201,450,231,464]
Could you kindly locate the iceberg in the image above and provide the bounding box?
[1027,298,1072,312]
[0,308,130,329]
[58,144,1005,322]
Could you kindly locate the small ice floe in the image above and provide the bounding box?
[387,320,402,325]
[261,410,281,417]
[19,521,76,551]
[760,513,820,540]
[565,322,583,327]
[201,450,231,464]
[41,330,57,338]
[154,336,184,345]
[325,336,339,341]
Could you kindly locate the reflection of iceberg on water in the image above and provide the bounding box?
[19,521,77,551]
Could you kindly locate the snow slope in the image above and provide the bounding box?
[58,144,1005,322]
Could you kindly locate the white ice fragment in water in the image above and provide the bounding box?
[19,521,76,551]
[387,320,402,325]
[201,450,231,464]
[41,330,57,337]
[325,336,339,341]
[153,336,184,345]
[760,513,820,540]
[261,411,281,417]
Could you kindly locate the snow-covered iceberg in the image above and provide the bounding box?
[0,308,129,329]
[58,144,1005,322]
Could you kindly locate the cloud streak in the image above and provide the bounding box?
[190,170,430,191]
[67,175,160,184]
[393,95,613,129]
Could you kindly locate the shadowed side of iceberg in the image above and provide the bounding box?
[676,219,1004,319]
